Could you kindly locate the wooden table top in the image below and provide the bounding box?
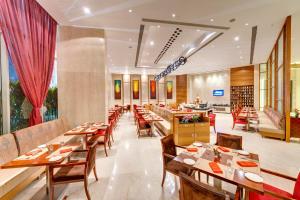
[1,143,81,169]
[174,143,264,194]
[64,123,107,136]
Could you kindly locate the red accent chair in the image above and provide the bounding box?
[249,169,300,200]
[232,111,247,129]
[208,114,216,133]
[137,116,152,137]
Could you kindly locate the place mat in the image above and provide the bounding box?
[85,127,98,133]
[46,145,77,159]
[15,148,48,160]
[66,127,84,133]
[201,149,233,166]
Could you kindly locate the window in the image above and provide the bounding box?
[259,63,267,111]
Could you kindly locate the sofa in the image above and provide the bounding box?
[151,105,173,135]
[0,117,78,200]
[258,107,285,140]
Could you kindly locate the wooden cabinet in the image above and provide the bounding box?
[291,117,300,138]
[174,117,210,146]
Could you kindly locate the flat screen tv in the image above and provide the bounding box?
[213,90,224,96]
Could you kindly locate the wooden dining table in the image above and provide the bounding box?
[142,112,163,136]
[1,143,81,199]
[174,143,264,199]
[64,122,108,148]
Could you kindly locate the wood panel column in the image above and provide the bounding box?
[176,75,187,104]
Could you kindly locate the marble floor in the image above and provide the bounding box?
[15,112,300,200]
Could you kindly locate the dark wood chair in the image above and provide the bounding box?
[48,141,98,200]
[249,169,300,200]
[160,134,193,187]
[216,132,242,150]
[179,172,240,200]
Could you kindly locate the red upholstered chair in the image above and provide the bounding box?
[208,114,216,133]
[137,116,152,137]
[232,111,247,129]
[249,169,300,200]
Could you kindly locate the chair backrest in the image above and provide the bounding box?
[179,172,227,200]
[160,134,177,165]
[86,140,98,176]
[216,132,242,150]
[293,172,300,199]
[231,111,236,120]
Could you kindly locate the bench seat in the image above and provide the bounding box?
[258,110,285,140]
[154,119,171,135]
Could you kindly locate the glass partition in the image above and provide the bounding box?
[277,34,284,113]
[259,63,267,111]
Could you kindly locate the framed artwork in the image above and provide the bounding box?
[132,80,139,99]
[114,80,121,99]
[166,81,173,99]
[150,80,156,99]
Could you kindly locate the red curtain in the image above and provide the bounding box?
[0,0,57,126]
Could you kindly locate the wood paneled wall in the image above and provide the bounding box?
[230,65,254,86]
[176,75,187,104]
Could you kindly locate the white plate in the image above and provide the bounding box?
[38,144,46,148]
[245,172,263,183]
[238,150,250,156]
[49,155,62,162]
[193,142,202,147]
[183,158,196,165]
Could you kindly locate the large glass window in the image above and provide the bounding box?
[9,57,28,132]
[259,63,267,111]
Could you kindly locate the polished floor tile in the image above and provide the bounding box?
[15,112,300,200]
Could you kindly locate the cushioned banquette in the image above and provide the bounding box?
[151,105,173,135]
[258,107,285,140]
[0,117,77,200]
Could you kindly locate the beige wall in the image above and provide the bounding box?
[254,64,260,110]
[57,26,107,127]
[189,70,230,104]
[291,68,300,110]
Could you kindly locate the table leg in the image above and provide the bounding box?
[213,177,222,191]
[46,166,50,196]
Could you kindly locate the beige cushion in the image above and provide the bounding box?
[0,134,19,165]
[14,118,67,155]
[46,134,79,145]
[0,167,44,198]
[260,127,285,134]
[155,120,171,135]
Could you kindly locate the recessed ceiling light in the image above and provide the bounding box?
[234,36,240,41]
[240,56,243,59]
[245,23,249,26]
[182,44,185,48]
[172,13,176,18]
[210,18,214,22]
[129,38,132,41]
[83,7,91,15]
[128,9,132,13]
[157,25,160,28]
[196,29,201,32]
[236,45,240,48]
[150,41,154,46]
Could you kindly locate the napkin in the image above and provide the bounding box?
[209,162,223,173]
[218,146,230,152]
[59,148,73,154]
[25,149,42,156]
[237,161,258,167]
[187,147,198,152]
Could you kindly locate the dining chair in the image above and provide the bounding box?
[137,116,152,137]
[87,125,110,157]
[249,169,300,200]
[178,172,240,200]
[216,132,243,150]
[208,113,216,133]
[48,141,98,200]
[232,111,247,129]
[160,134,193,187]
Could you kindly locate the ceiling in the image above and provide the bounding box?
[37,0,300,75]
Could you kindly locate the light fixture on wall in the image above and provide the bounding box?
[154,56,187,81]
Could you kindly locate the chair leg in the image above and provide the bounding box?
[161,169,166,187]
[214,125,216,133]
[111,133,114,142]
[104,142,108,157]
[84,178,91,200]
[49,184,54,200]
[93,166,99,181]
[232,123,235,129]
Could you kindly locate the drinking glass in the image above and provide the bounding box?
[226,160,234,178]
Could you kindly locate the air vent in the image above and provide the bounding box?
[154,28,182,64]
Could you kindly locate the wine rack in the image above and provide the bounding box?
[230,85,254,110]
